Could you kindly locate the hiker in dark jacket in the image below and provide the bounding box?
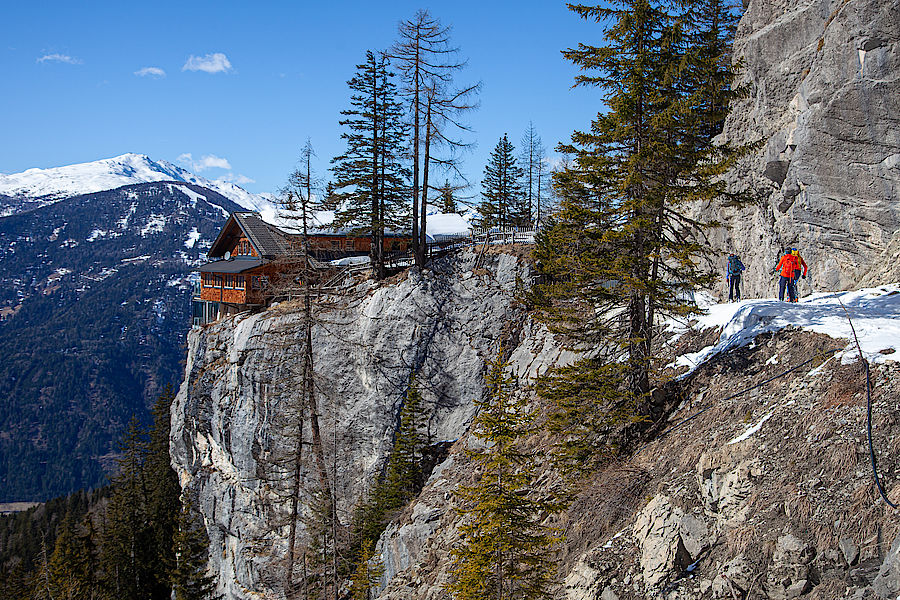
[726,253,745,302]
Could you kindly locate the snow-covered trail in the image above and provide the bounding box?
[669,285,900,374]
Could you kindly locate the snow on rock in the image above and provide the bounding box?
[726,410,775,445]
[86,229,107,242]
[140,214,167,236]
[669,285,900,375]
[173,184,205,207]
[184,227,201,249]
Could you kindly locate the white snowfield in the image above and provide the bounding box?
[669,285,900,374]
[0,153,273,213]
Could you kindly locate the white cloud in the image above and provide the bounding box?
[176,153,232,172]
[135,66,166,78]
[176,153,195,169]
[182,53,232,74]
[37,53,82,65]
[217,173,255,185]
[197,155,231,170]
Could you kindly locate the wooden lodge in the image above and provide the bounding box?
[192,212,290,324]
[192,211,413,325]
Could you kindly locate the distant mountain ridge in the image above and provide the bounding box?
[0,180,242,501]
[0,153,273,217]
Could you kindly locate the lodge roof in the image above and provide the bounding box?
[234,212,289,257]
[198,258,266,274]
[208,212,289,259]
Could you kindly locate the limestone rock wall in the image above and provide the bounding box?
[169,251,552,599]
[701,0,900,297]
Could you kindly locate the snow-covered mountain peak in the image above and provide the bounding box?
[0,153,273,216]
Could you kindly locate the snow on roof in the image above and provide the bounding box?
[668,284,900,375]
[257,206,472,237]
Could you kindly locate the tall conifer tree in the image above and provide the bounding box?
[478,135,527,228]
[100,416,156,599]
[447,353,559,600]
[170,501,218,600]
[532,0,742,467]
[332,51,410,280]
[391,10,478,267]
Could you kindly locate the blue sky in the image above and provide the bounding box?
[1,1,606,197]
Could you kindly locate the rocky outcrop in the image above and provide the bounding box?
[700,0,900,297]
[169,251,574,598]
[632,495,709,588]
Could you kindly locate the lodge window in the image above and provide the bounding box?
[202,273,212,287]
[235,276,245,290]
[214,274,223,288]
[251,276,260,289]
[224,274,233,289]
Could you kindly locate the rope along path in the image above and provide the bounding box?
[657,347,840,440]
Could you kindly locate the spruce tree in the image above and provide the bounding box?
[478,135,527,229]
[384,377,428,508]
[47,512,98,599]
[147,386,181,597]
[99,415,155,599]
[349,539,384,600]
[348,377,428,568]
[170,501,218,600]
[437,179,459,214]
[447,353,560,600]
[332,50,410,280]
[532,0,742,468]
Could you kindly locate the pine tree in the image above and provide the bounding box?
[47,512,99,599]
[532,0,742,467]
[391,10,478,267]
[478,135,527,228]
[384,377,428,508]
[146,386,181,597]
[437,179,459,214]
[99,415,155,599]
[332,50,410,280]
[447,353,560,600]
[348,377,429,570]
[170,501,218,600]
[349,539,384,600]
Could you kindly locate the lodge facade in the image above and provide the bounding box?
[192,212,289,325]
[192,212,412,325]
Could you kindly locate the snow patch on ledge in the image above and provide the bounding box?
[667,285,900,377]
[727,410,775,445]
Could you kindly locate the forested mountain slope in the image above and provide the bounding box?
[0,182,239,501]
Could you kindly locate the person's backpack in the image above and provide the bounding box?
[727,255,744,276]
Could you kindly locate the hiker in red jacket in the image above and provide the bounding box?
[790,249,808,302]
[773,249,799,302]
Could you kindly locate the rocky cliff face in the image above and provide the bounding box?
[701,0,899,297]
[170,250,575,598]
[373,322,900,600]
[173,252,900,599]
[170,1,900,597]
